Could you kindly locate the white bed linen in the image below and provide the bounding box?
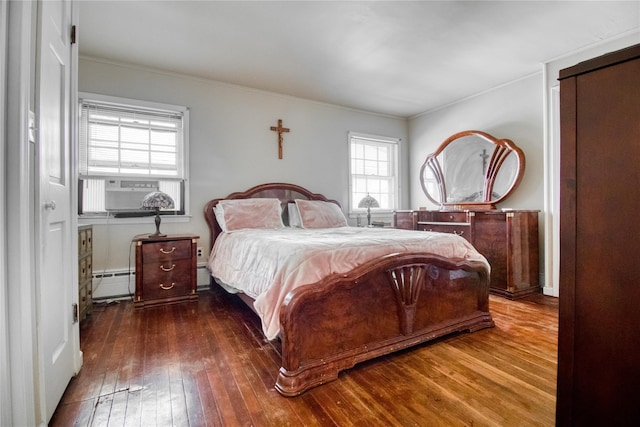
[207,226,489,340]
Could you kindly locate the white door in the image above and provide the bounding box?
[36,0,76,421]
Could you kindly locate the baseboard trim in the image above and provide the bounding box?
[92,263,210,301]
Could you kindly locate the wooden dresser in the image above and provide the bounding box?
[133,234,199,308]
[556,44,640,425]
[395,209,539,299]
[78,225,93,322]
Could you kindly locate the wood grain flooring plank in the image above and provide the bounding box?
[123,386,143,427]
[53,290,558,427]
[106,390,128,427]
[201,307,254,426]
[173,304,209,427]
[359,353,467,426]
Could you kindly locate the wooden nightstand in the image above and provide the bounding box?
[133,234,199,308]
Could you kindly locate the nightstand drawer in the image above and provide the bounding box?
[142,239,192,262]
[142,259,192,283]
[141,265,192,301]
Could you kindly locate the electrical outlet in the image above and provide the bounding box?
[197,247,203,258]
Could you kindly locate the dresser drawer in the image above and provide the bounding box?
[419,211,468,222]
[79,254,92,282]
[417,222,472,241]
[78,227,93,256]
[394,211,415,230]
[142,239,192,262]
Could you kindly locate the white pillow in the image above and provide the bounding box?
[287,203,302,227]
[295,199,348,228]
[215,198,284,232]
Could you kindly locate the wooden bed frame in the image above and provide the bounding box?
[204,183,494,396]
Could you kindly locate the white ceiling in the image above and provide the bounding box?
[78,1,640,117]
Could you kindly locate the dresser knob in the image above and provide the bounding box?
[159,283,175,290]
[159,247,176,254]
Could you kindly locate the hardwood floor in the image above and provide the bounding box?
[51,287,558,426]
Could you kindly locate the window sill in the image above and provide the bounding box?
[78,214,191,226]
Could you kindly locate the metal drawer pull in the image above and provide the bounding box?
[159,247,176,254]
[160,283,175,290]
[453,231,464,236]
[160,264,175,272]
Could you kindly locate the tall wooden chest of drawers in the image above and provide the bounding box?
[78,225,93,322]
[133,234,199,308]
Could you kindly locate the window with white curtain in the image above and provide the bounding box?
[348,132,399,214]
[78,93,189,216]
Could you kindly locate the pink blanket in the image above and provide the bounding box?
[207,227,489,340]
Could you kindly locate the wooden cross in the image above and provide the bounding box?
[479,148,490,174]
[270,119,290,159]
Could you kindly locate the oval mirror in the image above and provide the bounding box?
[419,130,525,210]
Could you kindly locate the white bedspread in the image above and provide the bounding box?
[207,227,489,340]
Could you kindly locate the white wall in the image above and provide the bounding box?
[408,73,544,211]
[78,57,409,296]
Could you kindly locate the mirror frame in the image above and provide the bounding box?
[419,130,525,210]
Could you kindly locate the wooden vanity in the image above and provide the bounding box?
[395,209,539,299]
[410,130,540,299]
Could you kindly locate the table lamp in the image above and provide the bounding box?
[358,194,379,226]
[141,191,174,237]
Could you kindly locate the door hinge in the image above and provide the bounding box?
[72,303,79,324]
[71,25,77,44]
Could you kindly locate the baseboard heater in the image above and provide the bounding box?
[92,263,211,301]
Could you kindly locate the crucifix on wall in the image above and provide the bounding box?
[270,119,290,159]
[479,148,490,174]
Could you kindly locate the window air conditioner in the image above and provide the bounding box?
[105,179,159,212]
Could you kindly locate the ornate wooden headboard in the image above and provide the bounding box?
[203,182,340,250]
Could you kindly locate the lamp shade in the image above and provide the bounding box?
[141,191,175,210]
[141,191,174,237]
[358,194,380,209]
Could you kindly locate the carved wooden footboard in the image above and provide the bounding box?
[276,252,493,396]
[204,183,494,396]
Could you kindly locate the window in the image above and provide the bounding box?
[78,93,189,217]
[348,132,399,215]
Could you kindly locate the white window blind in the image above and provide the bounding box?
[79,100,184,178]
[78,94,189,216]
[349,132,399,213]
